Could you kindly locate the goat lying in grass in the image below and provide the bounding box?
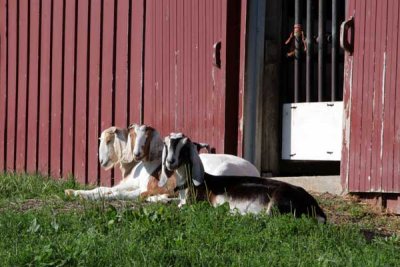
[122,124,260,201]
[64,126,175,201]
[159,133,327,223]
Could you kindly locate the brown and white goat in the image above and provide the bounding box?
[64,126,176,201]
[159,133,327,223]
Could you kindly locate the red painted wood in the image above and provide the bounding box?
[155,0,162,131]
[143,0,154,126]
[358,0,375,191]
[343,0,400,194]
[6,0,17,171]
[190,0,199,138]
[38,0,52,175]
[0,0,7,171]
[62,0,76,178]
[380,0,393,191]
[100,0,115,186]
[113,0,130,184]
[183,0,190,137]
[363,0,377,191]
[74,0,89,183]
[237,0,247,157]
[162,0,170,133]
[15,0,29,172]
[213,0,221,150]
[343,0,356,190]
[370,0,387,192]
[169,0,177,130]
[87,0,102,185]
[394,2,400,193]
[140,0,230,154]
[219,0,229,153]
[195,0,204,143]
[205,0,212,146]
[129,0,144,123]
[382,0,398,192]
[173,0,183,135]
[50,0,64,178]
[219,0,229,152]
[0,0,242,185]
[349,0,366,191]
[26,0,40,174]
[115,0,129,129]
[340,0,355,191]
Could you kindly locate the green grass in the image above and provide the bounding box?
[0,173,399,266]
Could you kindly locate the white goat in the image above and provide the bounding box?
[159,133,327,223]
[64,126,176,201]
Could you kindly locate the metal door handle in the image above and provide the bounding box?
[213,41,221,68]
[340,16,354,55]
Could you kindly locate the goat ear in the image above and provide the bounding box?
[122,131,134,163]
[159,144,173,187]
[128,123,138,130]
[109,126,117,134]
[182,137,189,145]
[189,143,204,186]
[112,131,124,160]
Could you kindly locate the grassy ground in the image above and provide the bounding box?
[0,173,399,266]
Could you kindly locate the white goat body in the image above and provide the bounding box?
[199,154,259,177]
[160,133,327,223]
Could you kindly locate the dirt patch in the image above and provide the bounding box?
[315,192,400,237]
[0,198,148,214]
[0,199,84,213]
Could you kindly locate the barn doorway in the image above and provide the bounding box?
[279,0,346,176]
[245,0,347,176]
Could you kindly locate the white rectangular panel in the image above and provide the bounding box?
[282,102,343,161]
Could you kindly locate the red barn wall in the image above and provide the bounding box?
[0,0,243,184]
[341,0,400,194]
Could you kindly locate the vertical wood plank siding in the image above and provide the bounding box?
[62,0,76,178]
[143,0,228,153]
[0,0,143,185]
[6,0,18,171]
[87,0,102,185]
[15,0,28,173]
[0,0,6,172]
[342,0,400,193]
[0,0,240,184]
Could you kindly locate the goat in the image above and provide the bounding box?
[159,133,327,223]
[64,126,176,201]
[123,124,260,178]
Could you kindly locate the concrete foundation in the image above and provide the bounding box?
[271,175,343,195]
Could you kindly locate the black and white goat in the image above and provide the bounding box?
[159,133,327,223]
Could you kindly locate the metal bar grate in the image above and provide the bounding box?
[285,0,345,103]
